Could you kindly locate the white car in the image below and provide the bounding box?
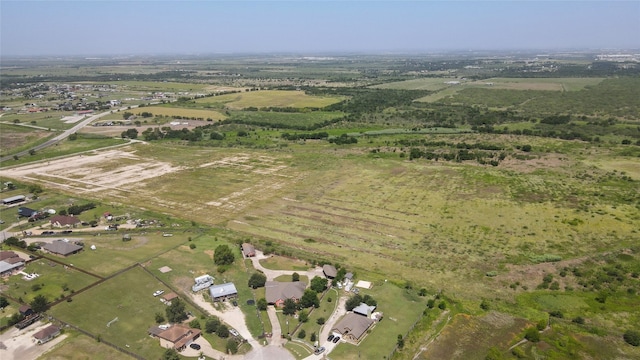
[153,290,165,297]
[229,328,239,337]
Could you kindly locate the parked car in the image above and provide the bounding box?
[229,328,239,336]
[314,346,325,355]
[332,336,340,343]
[327,334,334,341]
[189,343,201,350]
[153,290,164,297]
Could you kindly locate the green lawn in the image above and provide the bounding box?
[1,258,98,304]
[49,266,193,360]
[330,283,428,359]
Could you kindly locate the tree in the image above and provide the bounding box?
[122,111,133,120]
[310,332,316,342]
[155,312,165,324]
[297,329,306,339]
[162,348,180,360]
[121,128,138,139]
[0,296,9,308]
[317,317,325,325]
[419,288,428,297]
[346,294,363,311]
[298,310,309,323]
[189,318,201,329]
[214,244,235,266]
[30,294,49,313]
[165,298,187,323]
[397,334,404,349]
[292,272,300,282]
[248,272,267,289]
[310,276,327,293]
[68,132,78,141]
[257,298,267,311]
[299,289,319,308]
[226,338,238,354]
[205,317,221,333]
[283,298,297,316]
[216,324,230,338]
[485,346,504,360]
[524,327,540,342]
[624,330,640,346]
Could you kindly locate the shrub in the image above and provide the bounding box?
[297,329,306,339]
[623,330,640,346]
[524,327,540,342]
[317,317,325,325]
[572,316,585,324]
[189,243,196,249]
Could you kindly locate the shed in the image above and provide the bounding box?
[2,195,25,205]
[241,243,256,257]
[323,264,338,278]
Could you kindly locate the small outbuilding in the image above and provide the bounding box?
[323,264,338,279]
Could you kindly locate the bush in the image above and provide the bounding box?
[623,330,640,346]
[317,317,325,325]
[248,273,267,289]
[189,243,196,249]
[572,316,585,325]
[297,329,306,339]
[524,327,540,342]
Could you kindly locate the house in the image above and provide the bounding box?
[241,243,256,257]
[49,215,81,228]
[149,324,201,351]
[19,305,34,317]
[323,264,338,279]
[1,195,25,205]
[332,313,374,343]
[192,274,214,292]
[161,292,179,305]
[42,240,83,257]
[353,303,376,317]
[33,325,61,344]
[265,281,306,307]
[208,282,238,302]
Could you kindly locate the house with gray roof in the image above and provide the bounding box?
[265,281,306,307]
[353,303,376,317]
[332,313,375,343]
[42,240,83,256]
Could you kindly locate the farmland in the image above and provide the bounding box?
[0,53,639,360]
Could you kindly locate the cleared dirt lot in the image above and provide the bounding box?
[0,321,68,360]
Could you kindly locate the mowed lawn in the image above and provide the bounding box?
[38,332,136,360]
[330,283,428,360]
[2,259,98,304]
[195,90,345,109]
[49,266,182,360]
[134,106,226,120]
[57,232,187,277]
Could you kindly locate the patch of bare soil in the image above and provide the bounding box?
[499,153,570,173]
[204,249,214,260]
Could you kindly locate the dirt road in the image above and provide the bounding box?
[0,321,67,360]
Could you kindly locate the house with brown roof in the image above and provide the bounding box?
[241,243,256,257]
[332,313,374,343]
[33,325,61,344]
[50,215,81,228]
[265,281,306,307]
[42,240,83,257]
[0,251,20,261]
[19,305,34,316]
[149,324,201,351]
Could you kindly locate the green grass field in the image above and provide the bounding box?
[48,266,195,360]
[194,90,345,109]
[133,106,226,120]
[372,78,453,91]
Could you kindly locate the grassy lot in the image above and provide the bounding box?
[133,106,226,120]
[194,90,345,109]
[372,78,454,91]
[35,331,136,360]
[228,110,345,129]
[467,77,605,91]
[48,266,196,360]
[259,255,314,271]
[50,231,188,277]
[285,340,313,359]
[106,81,210,92]
[330,283,428,360]
[293,288,338,344]
[1,258,98,304]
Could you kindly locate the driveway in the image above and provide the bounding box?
[249,250,325,281]
[0,320,67,360]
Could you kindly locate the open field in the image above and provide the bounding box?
[132,105,226,120]
[194,90,345,109]
[48,266,195,360]
[34,332,136,360]
[372,78,454,91]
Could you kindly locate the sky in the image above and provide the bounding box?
[1,1,639,56]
